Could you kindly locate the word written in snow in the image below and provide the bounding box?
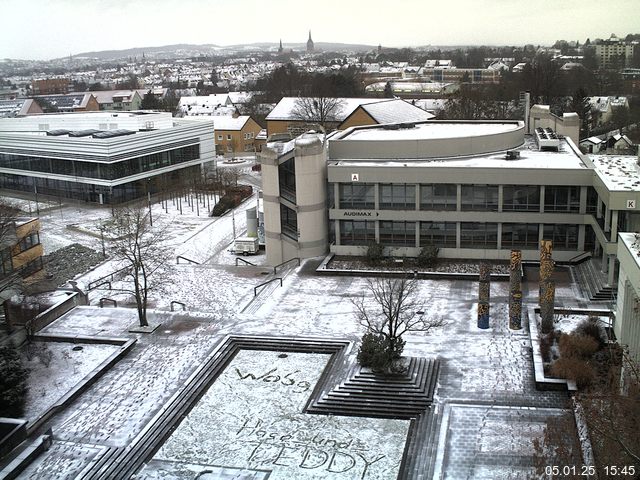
[237,418,388,478]
[234,367,311,392]
[237,418,367,451]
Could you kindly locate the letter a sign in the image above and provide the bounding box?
[351,173,359,182]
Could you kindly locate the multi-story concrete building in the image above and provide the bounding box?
[0,111,215,204]
[616,233,640,360]
[595,36,635,69]
[260,112,638,289]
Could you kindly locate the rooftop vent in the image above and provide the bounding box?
[398,122,416,129]
[382,124,400,130]
[505,150,521,160]
[534,127,560,151]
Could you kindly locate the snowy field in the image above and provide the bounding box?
[21,341,119,422]
[143,350,410,480]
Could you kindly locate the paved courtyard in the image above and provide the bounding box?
[1,187,587,479]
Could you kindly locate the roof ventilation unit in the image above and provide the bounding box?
[505,150,521,160]
[535,127,560,151]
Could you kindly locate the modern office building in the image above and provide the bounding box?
[260,111,639,287]
[0,111,215,204]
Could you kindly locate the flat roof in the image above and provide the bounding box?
[591,155,640,191]
[620,233,640,270]
[331,136,589,170]
[339,121,521,141]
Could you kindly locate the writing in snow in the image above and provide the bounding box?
[236,418,390,478]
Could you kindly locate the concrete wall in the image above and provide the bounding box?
[294,136,328,259]
[616,235,640,359]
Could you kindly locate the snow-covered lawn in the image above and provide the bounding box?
[146,350,410,480]
[21,341,119,422]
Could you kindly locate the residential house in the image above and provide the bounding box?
[338,99,434,130]
[0,99,43,118]
[266,97,435,137]
[214,116,262,156]
[88,90,143,111]
[587,96,630,126]
[34,93,100,113]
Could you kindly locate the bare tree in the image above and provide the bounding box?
[109,206,169,327]
[291,96,345,130]
[351,276,446,370]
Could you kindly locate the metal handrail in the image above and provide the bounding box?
[90,280,112,291]
[254,277,282,296]
[176,256,200,265]
[273,257,300,275]
[170,301,187,311]
[99,298,118,308]
[235,257,256,266]
[88,265,131,290]
[567,251,592,263]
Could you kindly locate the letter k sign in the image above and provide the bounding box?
[351,173,359,181]
[627,200,636,209]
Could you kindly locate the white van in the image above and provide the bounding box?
[234,236,259,255]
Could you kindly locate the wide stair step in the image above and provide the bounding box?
[571,259,617,302]
[306,357,440,420]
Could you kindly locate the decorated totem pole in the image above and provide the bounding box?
[477,263,491,329]
[509,250,523,330]
[539,240,555,334]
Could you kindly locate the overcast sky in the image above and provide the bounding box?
[2,0,639,60]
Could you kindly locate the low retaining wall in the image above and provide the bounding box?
[317,253,511,281]
[528,307,577,391]
[25,291,88,335]
[0,418,27,460]
[26,335,137,435]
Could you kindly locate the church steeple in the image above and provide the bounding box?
[278,39,283,54]
[306,30,314,53]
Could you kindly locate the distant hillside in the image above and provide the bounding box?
[228,42,377,52]
[65,41,376,61]
[67,43,221,60]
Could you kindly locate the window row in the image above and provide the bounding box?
[334,184,586,213]
[338,220,579,250]
[0,145,200,181]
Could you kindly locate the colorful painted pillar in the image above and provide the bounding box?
[477,263,491,329]
[509,250,523,330]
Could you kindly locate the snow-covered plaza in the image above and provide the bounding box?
[2,181,583,479]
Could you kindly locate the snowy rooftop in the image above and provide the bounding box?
[358,99,434,124]
[338,121,520,142]
[590,154,640,191]
[213,115,250,131]
[266,97,383,121]
[620,233,640,269]
[332,135,588,170]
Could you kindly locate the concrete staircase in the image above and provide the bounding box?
[307,357,440,419]
[571,259,617,302]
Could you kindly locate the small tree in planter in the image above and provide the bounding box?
[366,242,385,266]
[352,275,446,373]
[416,245,439,269]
